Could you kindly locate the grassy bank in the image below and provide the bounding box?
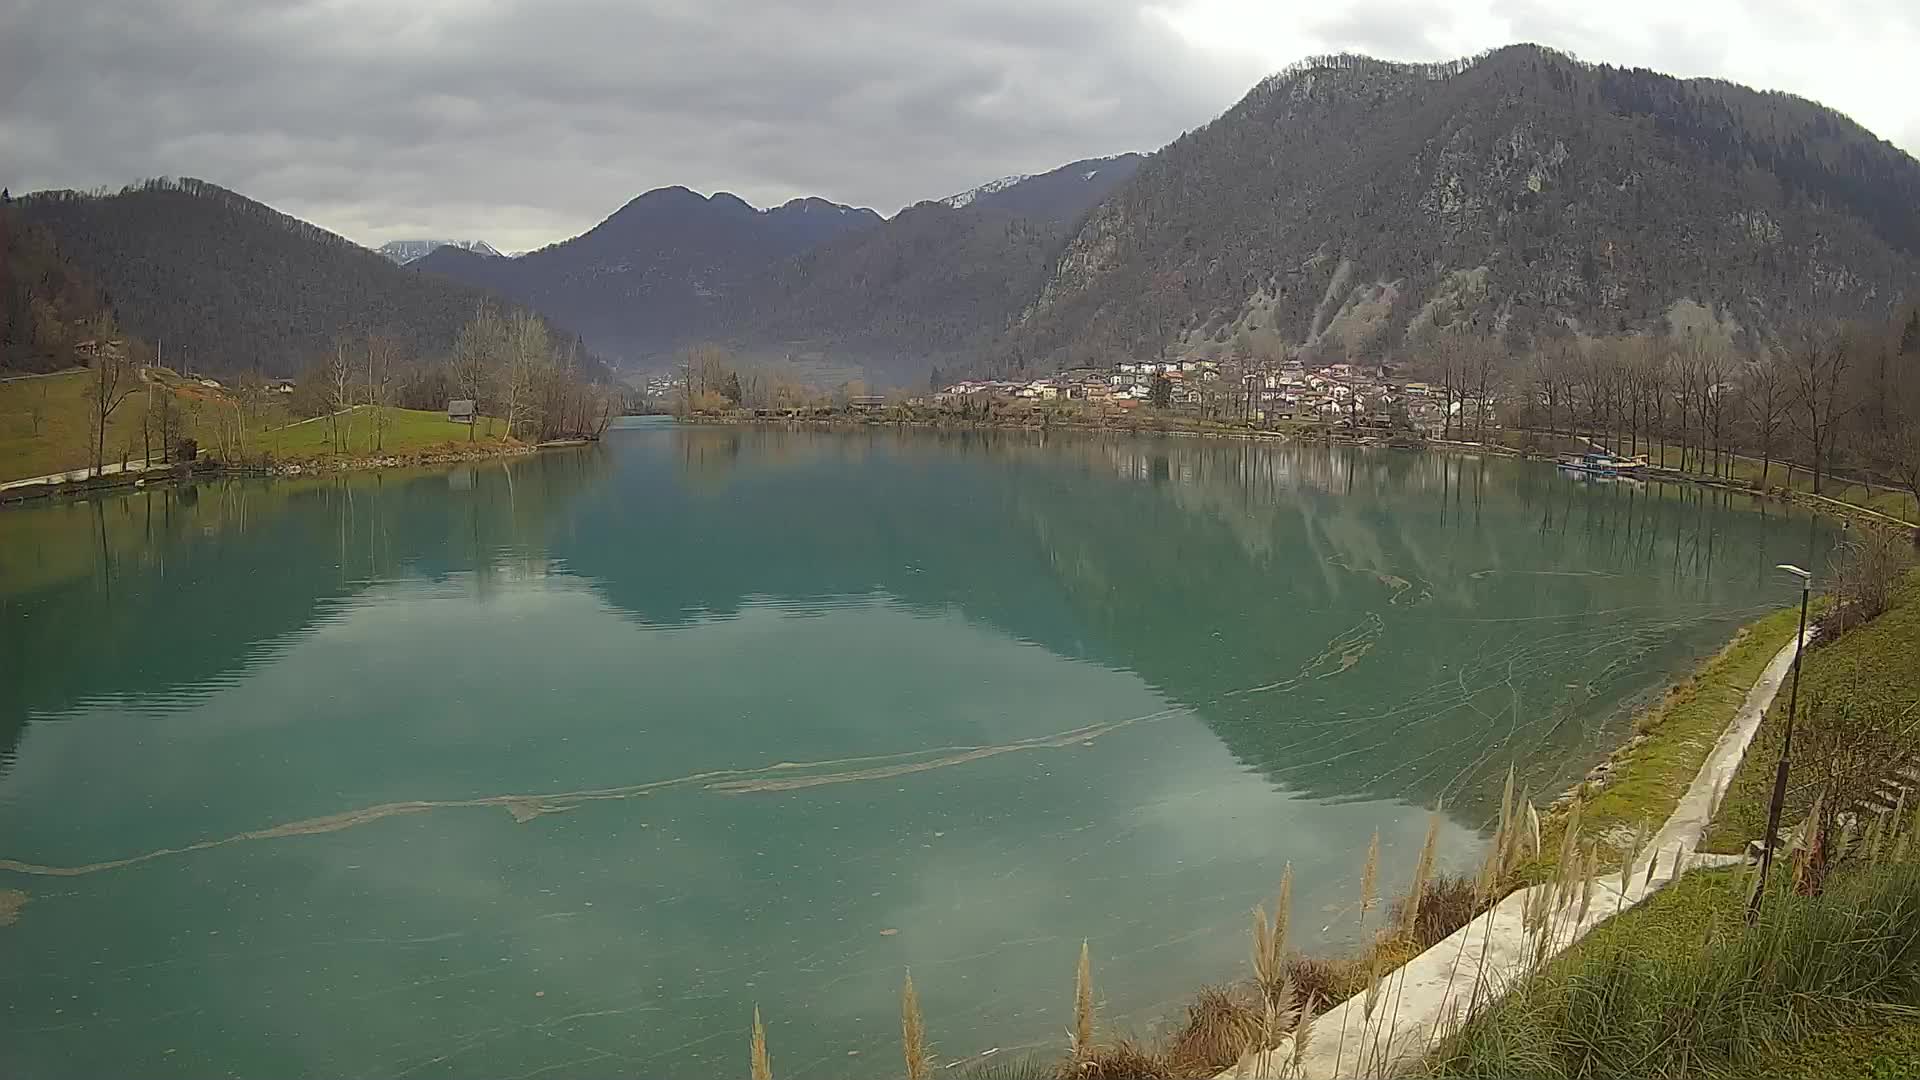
[1558,606,1806,858]
[1757,1019,1920,1080]
[1,369,518,484]
[1418,564,1920,1079]
[1637,442,1919,524]
[243,404,514,463]
[908,605,1822,1080]
[0,369,150,481]
[1703,567,1920,853]
[1423,858,1920,1080]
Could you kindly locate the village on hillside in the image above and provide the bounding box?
[932,356,1491,436]
[638,351,1501,436]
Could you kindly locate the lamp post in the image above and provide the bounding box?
[1748,563,1813,924]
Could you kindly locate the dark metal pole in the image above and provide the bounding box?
[1749,578,1811,924]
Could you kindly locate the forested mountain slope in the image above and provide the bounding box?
[1007,45,1920,369]
[0,203,110,373]
[414,188,883,364]
[13,180,514,374]
[727,202,1066,369]
[942,154,1144,220]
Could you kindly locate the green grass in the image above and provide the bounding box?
[1637,442,1919,524]
[1703,569,1920,853]
[1574,607,1807,851]
[1754,1018,1920,1080]
[1,371,515,482]
[0,370,154,482]
[1424,860,1920,1079]
[1513,606,1807,875]
[243,405,511,462]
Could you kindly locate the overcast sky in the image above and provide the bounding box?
[3,0,1916,253]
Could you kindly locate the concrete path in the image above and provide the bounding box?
[1638,631,1809,873]
[0,367,83,383]
[0,458,158,492]
[1228,632,1808,1078]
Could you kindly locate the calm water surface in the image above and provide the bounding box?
[0,422,1832,1078]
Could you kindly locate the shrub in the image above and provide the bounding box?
[1161,986,1262,1077]
[1060,1039,1173,1080]
[1390,874,1482,951]
[1814,531,1912,644]
[1283,952,1367,1009]
[952,1055,1058,1080]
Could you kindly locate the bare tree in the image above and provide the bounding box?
[499,312,550,439]
[364,334,399,451]
[1742,347,1789,490]
[137,394,152,469]
[150,383,179,464]
[82,316,137,478]
[1699,342,1734,479]
[325,344,355,454]
[452,305,505,441]
[1644,342,1671,466]
[27,382,48,436]
[1787,322,1854,496]
[1528,347,1564,437]
[1429,332,1468,441]
[1884,373,1920,515]
[1673,332,1706,473]
[1468,339,1500,439]
[680,342,735,416]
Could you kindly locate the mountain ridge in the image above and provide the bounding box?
[12,178,546,375]
[411,186,886,361]
[377,238,504,264]
[18,46,1919,386]
[1004,45,1920,369]
[940,154,1144,220]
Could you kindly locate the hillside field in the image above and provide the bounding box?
[0,370,512,483]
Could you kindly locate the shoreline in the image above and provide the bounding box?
[0,439,576,509]
[719,412,1917,531]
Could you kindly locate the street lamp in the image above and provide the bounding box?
[1749,563,1813,924]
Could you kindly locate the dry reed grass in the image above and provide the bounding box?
[751,1005,772,1080]
[1075,940,1095,1060]
[903,971,931,1080]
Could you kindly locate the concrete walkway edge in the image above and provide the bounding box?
[1228,631,1808,1079]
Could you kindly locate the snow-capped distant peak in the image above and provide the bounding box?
[376,238,504,264]
[941,173,1030,210]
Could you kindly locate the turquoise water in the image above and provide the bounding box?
[0,422,1831,1078]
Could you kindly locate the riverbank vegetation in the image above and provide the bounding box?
[1426,542,1920,1080]
[1553,606,1806,858]
[661,297,1920,529]
[1705,559,1920,855]
[1442,304,1920,524]
[1424,856,1920,1080]
[1,306,617,485]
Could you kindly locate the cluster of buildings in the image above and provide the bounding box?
[935,357,1473,432]
[935,358,1223,408]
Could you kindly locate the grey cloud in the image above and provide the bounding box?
[1300,1,1479,60]
[7,0,1912,252]
[0,0,1257,250]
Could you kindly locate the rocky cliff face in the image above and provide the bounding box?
[1008,46,1920,369]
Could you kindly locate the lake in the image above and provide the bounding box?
[0,422,1832,1078]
